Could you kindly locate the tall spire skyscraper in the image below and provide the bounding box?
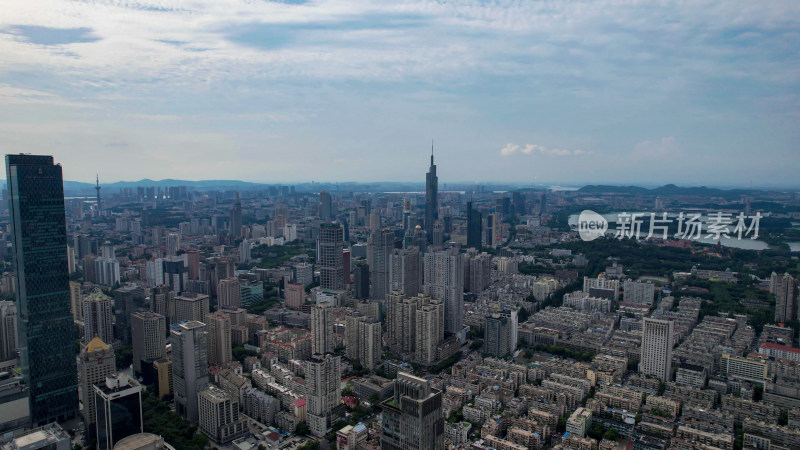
[230,192,243,239]
[425,142,438,245]
[95,174,101,212]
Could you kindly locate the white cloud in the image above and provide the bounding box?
[0,0,797,184]
[0,84,94,108]
[500,143,519,156]
[1,0,797,92]
[500,143,590,157]
[632,137,680,158]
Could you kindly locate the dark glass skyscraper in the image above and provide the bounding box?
[6,154,78,425]
[425,148,438,244]
[230,191,242,239]
[466,201,482,250]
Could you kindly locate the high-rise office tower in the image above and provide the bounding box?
[358,318,382,371]
[285,283,305,309]
[342,249,351,285]
[69,281,83,322]
[145,258,164,288]
[344,312,382,371]
[319,223,344,290]
[414,295,444,365]
[381,372,444,450]
[353,263,369,300]
[466,251,492,293]
[165,233,180,257]
[94,243,119,286]
[171,321,209,423]
[344,312,363,362]
[311,302,334,355]
[319,190,332,220]
[239,238,251,263]
[368,228,394,301]
[466,201,482,250]
[130,311,166,376]
[422,249,465,335]
[94,373,143,450]
[293,262,313,287]
[0,301,18,362]
[151,284,174,324]
[207,257,234,299]
[432,220,445,247]
[113,285,146,345]
[640,318,674,381]
[386,291,413,355]
[390,247,421,297]
[771,272,798,323]
[402,198,412,230]
[185,249,201,280]
[6,154,78,424]
[304,353,343,437]
[173,293,209,324]
[425,147,438,245]
[386,292,443,363]
[496,197,512,220]
[153,358,173,400]
[484,309,518,357]
[369,210,381,233]
[94,251,120,287]
[78,337,116,427]
[198,386,247,444]
[512,191,525,216]
[83,287,114,344]
[163,256,188,294]
[82,255,98,284]
[230,192,243,239]
[67,246,76,274]
[206,311,232,367]
[487,212,502,248]
[73,233,92,260]
[217,278,242,308]
[540,190,548,213]
[151,225,164,247]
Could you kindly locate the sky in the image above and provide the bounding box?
[0,0,798,187]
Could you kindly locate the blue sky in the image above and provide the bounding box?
[0,0,798,187]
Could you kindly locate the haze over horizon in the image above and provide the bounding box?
[1,1,798,186]
[18,176,799,192]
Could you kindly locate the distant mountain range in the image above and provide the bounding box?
[0,179,784,197]
[577,184,766,199]
[0,179,271,194]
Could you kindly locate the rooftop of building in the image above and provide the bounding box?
[86,335,110,352]
[112,433,169,450]
[85,287,111,302]
[94,373,141,396]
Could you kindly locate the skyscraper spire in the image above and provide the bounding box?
[95,174,101,211]
[425,143,438,245]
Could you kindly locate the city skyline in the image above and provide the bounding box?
[1,1,798,186]
[2,150,800,448]
[1,0,799,446]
